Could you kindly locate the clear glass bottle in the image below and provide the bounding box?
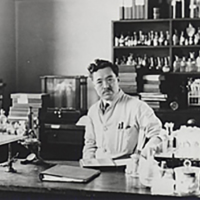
[173,55,180,72]
[119,33,125,46]
[162,57,171,73]
[149,57,154,70]
[164,30,170,46]
[180,56,186,72]
[186,23,195,45]
[133,32,137,46]
[172,29,179,45]
[186,58,192,72]
[196,50,200,72]
[179,31,185,45]
[153,31,159,46]
[158,31,164,46]
[189,52,196,71]
[194,31,200,45]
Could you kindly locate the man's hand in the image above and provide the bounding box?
[141,136,162,159]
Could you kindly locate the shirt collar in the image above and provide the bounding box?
[99,89,124,111]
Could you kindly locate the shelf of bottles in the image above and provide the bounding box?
[114,0,200,74]
[172,21,200,73]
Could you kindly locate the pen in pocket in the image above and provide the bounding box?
[118,122,124,129]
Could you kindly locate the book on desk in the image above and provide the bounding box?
[39,164,101,183]
[79,158,131,170]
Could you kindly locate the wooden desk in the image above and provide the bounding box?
[0,133,26,146]
[0,160,200,200]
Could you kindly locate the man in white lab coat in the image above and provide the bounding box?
[82,59,163,160]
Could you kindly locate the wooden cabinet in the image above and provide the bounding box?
[39,122,85,161]
[39,76,88,160]
[112,1,200,127]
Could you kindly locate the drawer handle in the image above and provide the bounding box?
[51,125,60,129]
[53,134,57,138]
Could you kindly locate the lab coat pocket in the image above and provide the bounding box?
[116,126,138,153]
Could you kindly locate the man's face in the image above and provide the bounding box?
[92,67,119,101]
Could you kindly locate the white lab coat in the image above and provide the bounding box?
[82,90,162,159]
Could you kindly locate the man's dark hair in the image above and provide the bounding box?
[88,59,119,78]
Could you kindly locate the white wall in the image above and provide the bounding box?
[53,0,119,75]
[15,0,120,108]
[54,0,119,106]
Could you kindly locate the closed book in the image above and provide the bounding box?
[11,93,47,99]
[120,84,137,93]
[141,97,166,102]
[11,103,42,108]
[140,92,167,98]
[132,0,136,19]
[143,74,164,81]
[143,84,160,92]
[119,73,137,82]
[39,164,100,183]
[118,65,136,73]
[80,158,115,168]
[7,115,29,121]
[143,79,161,85]
[9,106,39,113]
[79,158,131,168]
[144,0,148,19]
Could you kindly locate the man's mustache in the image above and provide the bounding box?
[102,88,113,94]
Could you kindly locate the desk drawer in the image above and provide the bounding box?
[46,130,84,145]
[44,124,84,145]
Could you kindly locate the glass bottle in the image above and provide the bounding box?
[139,30,145,45]
[149,57,154,70]
[126,53,132,65]
[196,50,200,72]
[133,32,137,46]
[172,29,179,45]
[186,23,195,45]
[138,147,162,187]
[179,31,185,45]
[119,33,125,46]
[180,56,186,72]
[150,30,154,46]
[186,58,192,72]
[144,34,148,46]
[147,32,151,46]
[142,54,147,68]
[153,31,159,46]
[173,55,180,72]
[156,57,162,70]
[115,35,119,46]
[194,31,200,45]
[162,57,171,73]
[158,31,164,46]
[126,32,131,47]
[185,38,189,45]
[164,30,170,46]
[189,52,196,71]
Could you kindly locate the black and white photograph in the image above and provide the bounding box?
[0,0,200,199]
